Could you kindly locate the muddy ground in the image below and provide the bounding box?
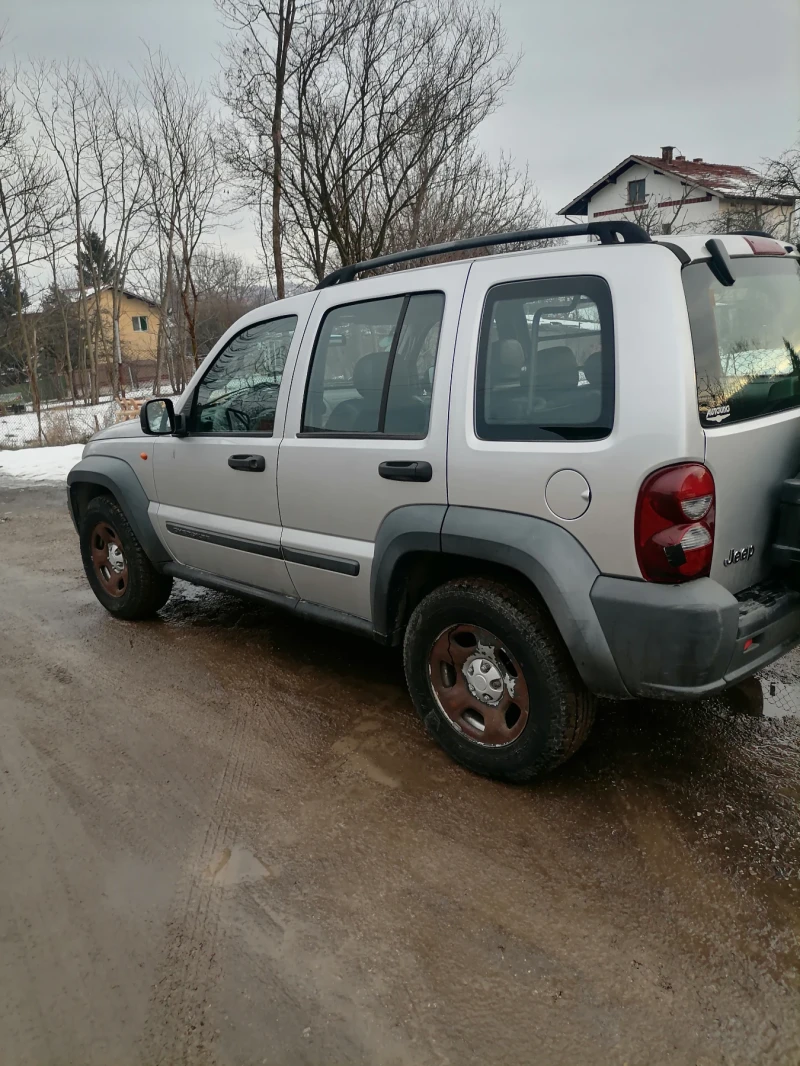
[1,480,799,1066]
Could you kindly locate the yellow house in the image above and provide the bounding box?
[84,286,160,363]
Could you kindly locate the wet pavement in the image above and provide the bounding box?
[1,480,799,1066]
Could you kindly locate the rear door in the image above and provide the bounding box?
[684,252,800,591]
[152,295,316,594]
[277,264,470,621]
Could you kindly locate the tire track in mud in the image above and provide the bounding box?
[143,690,257,1066]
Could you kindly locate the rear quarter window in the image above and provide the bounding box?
[475,275,614,442]
[683,257,800,426]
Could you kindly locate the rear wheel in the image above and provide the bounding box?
[403,578,596,783]
[80,495,172,620]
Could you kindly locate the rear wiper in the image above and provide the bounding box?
[705,239,736,287]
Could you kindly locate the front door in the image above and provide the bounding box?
[152,302,311,595]
[278,264,470,621]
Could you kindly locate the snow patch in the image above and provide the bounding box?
[0,444,84,482]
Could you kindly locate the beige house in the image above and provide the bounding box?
[78,286,161,389]
[84,286,159,360]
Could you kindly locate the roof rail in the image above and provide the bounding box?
[316,220,651,288]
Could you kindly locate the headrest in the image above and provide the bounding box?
[536,345,578,390]
[352,351,389,397]
[583,350,603,386]
[491,339,525,383]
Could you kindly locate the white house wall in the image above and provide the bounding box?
[716,200,795,240]
[586,163,721,229]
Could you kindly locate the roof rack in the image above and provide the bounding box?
[317,220,651,288]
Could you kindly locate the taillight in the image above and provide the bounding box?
[742,235,786,256]
[635,463,716,583]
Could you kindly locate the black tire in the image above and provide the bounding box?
[403,577,596,783]
[79,495,173,620]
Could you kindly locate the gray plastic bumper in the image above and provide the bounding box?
[591,575,800,699]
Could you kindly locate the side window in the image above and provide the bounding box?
[192,316,297,434]
[475,276,614,442]
[302,292,445,437]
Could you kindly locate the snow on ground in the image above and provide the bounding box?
[0,444,85,482]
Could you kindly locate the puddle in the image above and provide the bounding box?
[205,844,271,886]
[723,672,800,719]
[761,678,800,719]
[331,734,401,788]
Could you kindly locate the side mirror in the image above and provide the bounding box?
[140,397,175,435]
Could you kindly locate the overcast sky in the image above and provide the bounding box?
[4,0,799,248]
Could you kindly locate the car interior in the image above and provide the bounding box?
[305,296,443,436]
[483,295,604,427]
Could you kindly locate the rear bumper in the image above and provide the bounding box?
[590,575,800,699]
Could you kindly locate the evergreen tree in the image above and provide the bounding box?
[0,264,29,318]
[39,280,67,313]
[76,230,116,288]
[0,264,30,384]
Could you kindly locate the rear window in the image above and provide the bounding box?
[684,257,800,426]
[475,275,614,442]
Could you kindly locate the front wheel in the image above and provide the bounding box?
[403,578,596,783]
[79,495,173,620]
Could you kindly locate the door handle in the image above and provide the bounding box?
[378,460,433,483]
[228,454,266,472]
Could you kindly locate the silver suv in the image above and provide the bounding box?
[68,221,800,782]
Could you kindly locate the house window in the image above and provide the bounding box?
[628,179,646,205]
[132,315,149,332]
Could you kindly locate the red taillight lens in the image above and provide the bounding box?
[635,463,716,583]
[742,235,786,256]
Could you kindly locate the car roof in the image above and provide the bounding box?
[240,232,797,323]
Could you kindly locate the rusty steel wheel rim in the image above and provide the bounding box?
[90,521,128,598]
[428,624,530,746]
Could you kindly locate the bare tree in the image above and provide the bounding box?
[712,159,798,240]
[41,228,77,401]
[137,53,225,378]
[287,0,519,277]
[762,141,800,240]
[22,62,105,402]
[0,62,65,437]
[217,0,301,298]
[221,0,536,285]
[192,243,271,352]
[129,73,181,393]
[85,71,152,397]
[386,149,545,253]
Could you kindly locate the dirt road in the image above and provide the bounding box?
[1,480,799,1066]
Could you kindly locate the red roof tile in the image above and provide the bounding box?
[635,156,761,197]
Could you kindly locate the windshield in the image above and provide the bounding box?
[683,257,800,426]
